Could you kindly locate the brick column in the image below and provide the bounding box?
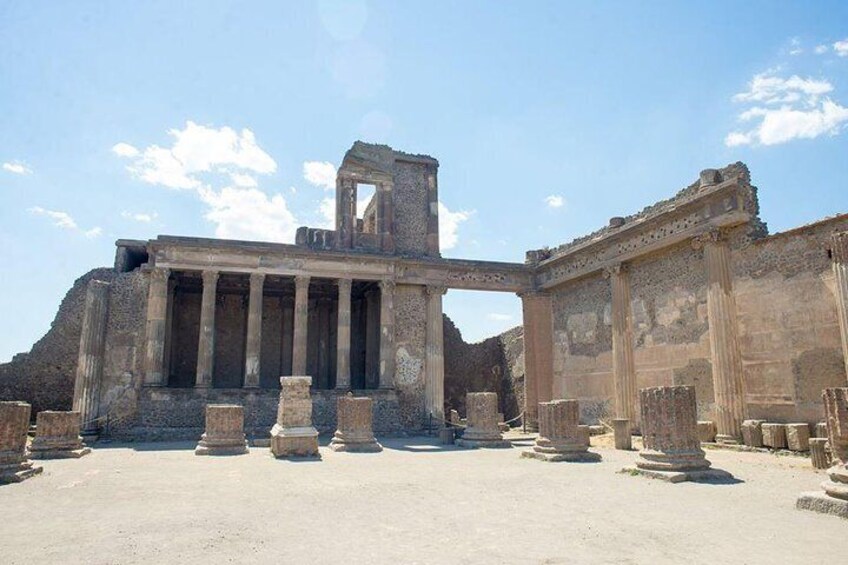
[831,232,848,382]
[336,278,352,390]
[425,285,447,421]
[425,172,440,256]
[73,279,110,436]
[378,279,395,389]
[698,230,746,443]
[244,272,265,388]
[606,263,638,429]
[292,275,310,375]
[376,181,395,253]
[195,270,219,388]
[143,267,170,386]
[520,291,554,431]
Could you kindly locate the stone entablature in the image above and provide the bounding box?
[530,164,757,290]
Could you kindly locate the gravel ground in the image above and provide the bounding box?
[0,433,844,565]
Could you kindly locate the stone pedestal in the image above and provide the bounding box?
[0,402,42,484]
[623,386,732,483]
[613,418,632,450]
[697,421,717,443]
[816,422,829,439]
[798,388,848,519]
[762,423,787,449]
[271,377,319,458]
[439,427,455,445]
[522,400,600,462]
[30,411,90,459]
[810,438,830,470]
[455,392,510,449]
[785,423,810,452]
[329,395,382,453]
[195,405,249,456]
[741,419,765,447]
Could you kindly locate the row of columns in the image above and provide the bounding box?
[143,270,399,390]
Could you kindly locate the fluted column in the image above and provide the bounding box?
[698,230,745,443]
[143,267,170,386]
[336,278,352,390]
[73,279,110,435]
[378,279,395,389]
[425,285,447,421]
[292,275,310,375]
[520,290,554,431]
[244,272,265,388]
[831,232,848,382]
[195,270,219,388]
[606,264,638,428]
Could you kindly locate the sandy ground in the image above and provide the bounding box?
[1,432,845,565]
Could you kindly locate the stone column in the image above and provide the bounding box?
[698,230,746,443]
[425,172,440,256]
[522,399,601,461]
[292,275,311,376]
[798,388,848,517]
[144,268,170,386]
[520,291,554,431]
[0,402,42,484]
[606,264,637,428]
[425,285,447,422]
[376,181,395,253]
[456,392,509,448]
[336,278,352,390]
[329,395,382,452]
[270,376,319,458]
[195,404,249,456]
[336,176,355,249]
[625,386,731,482]
[378,280,395,389]
[244,272,265,388]
[365,288,380,388]
[73,279,110,437]
[195,270,219,388]
[30,411,90,459]
[613,418,632,450]
[831,232,848,382]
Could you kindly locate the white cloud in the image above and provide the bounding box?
[3,161,32,175]
[545,195,565,208]
[303,161,337,190]
[198,186,298,243]
[438,202,472,251]
[487,313,513,322]
[121,211,157,223]
[834,39,848,57]
[815,44,828,55]
[318,196,336,229]
[229,172,258,188]
[789,37,802,56]
[29,206,101,237]
[111,143,139,158]
[114,121,276,190]
[726,72,848,146]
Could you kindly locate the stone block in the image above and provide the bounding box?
[741,419,765,447]
[522,400,601,462]
[762,423,787,449]
[810,438,830,470]
[455,392,510,449]
[271,377,319,458]
[329,395,382,453]
[697,420,717,443]
[195,404,248,456]
[30,411,91,459]
[613,418,632,450]
[785,423,811,452]
[0,401,42,484]
[439,427,455,445]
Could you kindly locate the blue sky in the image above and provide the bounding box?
[1,1,848,361]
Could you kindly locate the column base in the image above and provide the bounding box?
[328,438,383,453]
[621,465,734,483]
[195,441,249,456]
[716,434,741,445]
[270,424,320,459]
[30,447,91,460]
[0,461,43,484]
[521,449,601,463]
[455,437,511,449]
[796,491,848,519]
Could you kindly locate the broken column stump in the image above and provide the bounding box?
[0,401,42,484]
[741,419,765,447]
[613,418,632,450]
[195,404,249,456]
[329,395,382,453]
[623,386,732,483]
[522,400,600,462]
[797,388,848,519]
[810,438,830,470]
[271,377,319,458]
[30,411,91,459]
[762,423,787,449]
[455,392,510,448]
[785,423,811,452]
[697,420,717,443]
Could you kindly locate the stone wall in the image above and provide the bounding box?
[393,284,427,429]
[393,161,430,256]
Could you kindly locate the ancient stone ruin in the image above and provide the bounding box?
[194,404,249,456]
[30,410,90,459]
[271,376,319,458]
[522,399,600,462]
[797,387,848,518]
[0,401,42,484]
[328,395,382,452]
[623,386,732,483]
[455,392,510,448]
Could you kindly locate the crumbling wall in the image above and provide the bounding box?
[392,161,430,256]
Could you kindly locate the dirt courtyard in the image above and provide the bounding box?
[0,433,844,565]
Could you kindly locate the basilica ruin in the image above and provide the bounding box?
[0,141,847,446]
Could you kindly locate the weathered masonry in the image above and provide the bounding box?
[3,143,847,441]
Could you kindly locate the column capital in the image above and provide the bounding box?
[294,275,311,289]
[201,269,220,285]
[336,278,353,293]
[831,231,848,265]
[691,227,725,250]
[249,272,266,286]
[426,285,447,296]
[602,262,628,279]
[517,288,549,300]
[150,266,171,282]
[379,279,395,293]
